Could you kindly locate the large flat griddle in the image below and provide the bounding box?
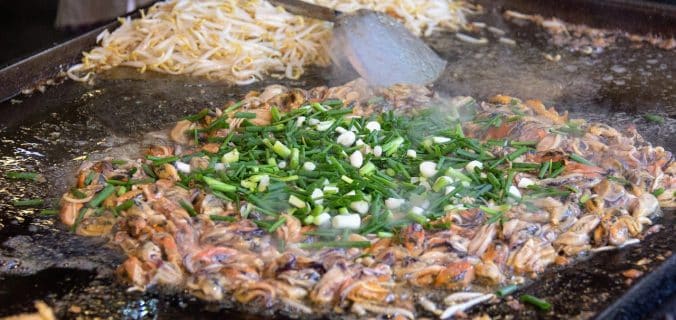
[0,0,674,319]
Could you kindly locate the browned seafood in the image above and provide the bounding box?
[58,81,672,319]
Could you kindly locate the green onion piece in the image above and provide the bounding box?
[520,294,552,311]
[549,164,566,178]
[88,185,115,208]
[322,99,343,107]
[234,111,257,119]
[111,159,127,165]
[179,200,198,216]
[115,200,134,212]
[359,162,377,176]
[268,216,287,233]
[310,102,327,112]
[270,106,282,122]
[13,199,44,207]
[40,209,59,215]
[271,175,299,182]
[507,147,529,161]
[142,164,157,179]
[106,179,128,186]
[510,140,537,147]
[129,178,156,185]
[203,176,237,192]
[579,194,591,204]
[538,161,551,179]
[652,188,665,197]
[299,241,371,249]
[377,231,394,238]
[209,215,237,222]
[289,195,306,208]
[569,153,596,166]
[146,155,179,165]
[184,108,209,122]
[496,284,518,297]
[382,136,404,156]
[643,114,665,124]
[84,171,96,185]
[445,167,472,183]
[273,141,292,158]
[71,207,88,232]
[607,175,631,186]
[70,188,88,199]
[5,171,40,181]
[406,212,428,225]
[222,148,240,164]
[289,148,300,169]
[223,100,244,113]
[328,156,347,175]
[432,176,453,192]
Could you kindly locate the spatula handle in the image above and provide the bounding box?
[268,0,339,22]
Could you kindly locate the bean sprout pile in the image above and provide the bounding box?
[67,0,478,84]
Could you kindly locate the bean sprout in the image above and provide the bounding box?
[67,0,478,84]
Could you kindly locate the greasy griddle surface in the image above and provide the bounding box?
[0,2,675,319]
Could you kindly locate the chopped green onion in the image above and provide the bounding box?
[234,111,257,119]
[146,155,179,165]
[106,179,128,186]
[289,148,300,169]
[224,100,244,113]
[406,211,428,225]
[13,199,44,207]
[273,141,292,158]
[142,164,156,178]
[520,294,552,311]
[652,188,665,197]
[359,162,377,176]
[377,231,394,238]
[84,172,96,185]
[549,164,566,178]
[268,216,287,233]
[5,171,41,181]
[210,215,237,222]
[40,209,59,215]
[184,108,209,122]
[538,161,551,179]
[71,207,88,232]
[115,200,134,212]
[299,240,371,249]
[569,153,595,166]
[289,195,306,208]
[270,106,282,122]
[88,185,115,208]
[643,114,665,124]
[203,176,237,192]
[496,284,518,297]
[322,99,343,107]
[70,188,88,199]
[507,147,529,161]
[179,200,198,216]
[382,136,404,156]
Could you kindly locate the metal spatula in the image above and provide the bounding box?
[268,0,447,87]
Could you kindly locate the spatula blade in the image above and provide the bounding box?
[331,10,447,87]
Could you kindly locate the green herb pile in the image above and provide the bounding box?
[70,98,587,246]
